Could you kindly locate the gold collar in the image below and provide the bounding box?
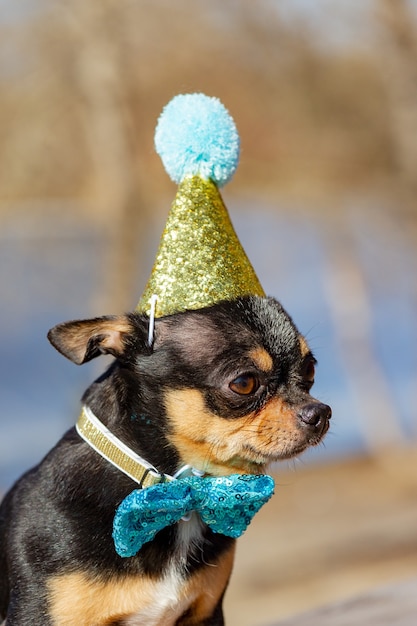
[76,406,165,488]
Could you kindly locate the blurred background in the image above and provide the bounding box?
[0,0,416,624]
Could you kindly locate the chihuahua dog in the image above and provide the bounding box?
[0,295,331,625]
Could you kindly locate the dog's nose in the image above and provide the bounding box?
[298,403,332,428]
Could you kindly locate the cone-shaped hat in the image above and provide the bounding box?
[136,93,265,318]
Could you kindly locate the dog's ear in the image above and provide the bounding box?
[47,315,136,365]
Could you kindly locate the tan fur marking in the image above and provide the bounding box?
[179,544,235,624]
[47,546,235,626]
[299,335,310,357]
[248,347,273,372]
[165,389,307,474]
[47,573,159,625]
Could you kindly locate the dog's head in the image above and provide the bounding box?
[48,296,331,476]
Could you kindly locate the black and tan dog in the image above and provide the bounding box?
[0,295,331,625]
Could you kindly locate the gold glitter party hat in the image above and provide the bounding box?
[136,93,265,318]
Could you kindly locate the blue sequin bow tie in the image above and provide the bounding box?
[112,473,275,557]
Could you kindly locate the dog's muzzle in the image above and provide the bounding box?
[298,402,332,437]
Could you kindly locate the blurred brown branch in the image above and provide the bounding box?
[0,0,409,208]
[376,0,417,192]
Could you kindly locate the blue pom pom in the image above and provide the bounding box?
[154,93,240,187]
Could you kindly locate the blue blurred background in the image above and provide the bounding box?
[0,0,416,491]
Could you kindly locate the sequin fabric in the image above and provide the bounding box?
[136,176,265,317]
[113,474,275,557]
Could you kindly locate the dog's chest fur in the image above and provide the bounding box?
[48,514,233,626]
[122,569,194,626]
[49,567,190,626]
[124,516,224,625]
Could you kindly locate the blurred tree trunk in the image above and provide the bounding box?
[321,216,405,451]
[61,1,149,312]
[377,0,417,192]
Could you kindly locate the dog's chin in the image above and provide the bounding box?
[240,430,328,469]
[240,445,303,469]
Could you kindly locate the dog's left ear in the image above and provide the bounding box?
[47,315,138,365]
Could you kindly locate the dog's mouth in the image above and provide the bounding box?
[173,420,330,477]
[239,413,331,467]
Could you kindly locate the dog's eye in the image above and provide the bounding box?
[229,374,259,395]
[304,361,315,381]
[301,356,316,387]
